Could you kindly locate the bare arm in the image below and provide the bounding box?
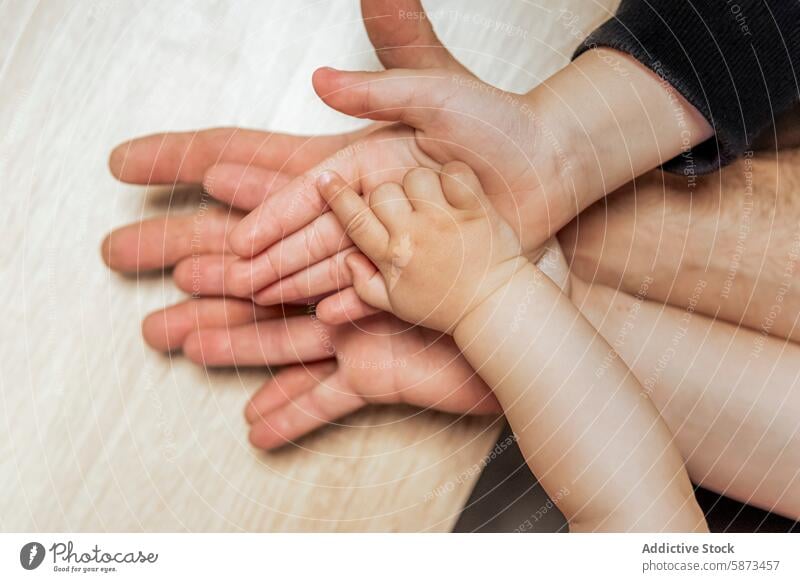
[561,149,800,343]
[453,265,706,532]
[573,278,800,519]
[317,163,706,532]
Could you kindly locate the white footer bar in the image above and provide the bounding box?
[1,533,797,581]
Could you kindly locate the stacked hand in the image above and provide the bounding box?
[316,164,529,333]
[223,65,574,324]
[104,0,583,448]
[99,1,800,524]
[104,129,504,450]
[103,0,530,449]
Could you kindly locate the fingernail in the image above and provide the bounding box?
[317,171,335,190]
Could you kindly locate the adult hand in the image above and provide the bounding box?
[102,6,508,448]
[105,155,500,450]
[223,3,716,325]
[104,0,472,322]
[142,300,498,450]
[224,67,576,323]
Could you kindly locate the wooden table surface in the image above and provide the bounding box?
[0,0,615,532]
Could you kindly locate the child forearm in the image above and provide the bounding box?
[452,264,707,532]
[317,163,706,531]
[525,49,713,216]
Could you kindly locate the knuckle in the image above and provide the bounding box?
[345,212,371,238]
[352,276,370,297]
[282,270,304,301]
[302,222,328,262]
[307,384,339,418]
[261,249,280,283]
[407,167,434,181]
[369,183,393,208]
[360,80,375,115]
[443,160,470,175]
[330,254,346,286]
[368,186,385,209]
[300,180,324,210]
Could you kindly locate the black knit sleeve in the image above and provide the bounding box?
[574,0,800,174]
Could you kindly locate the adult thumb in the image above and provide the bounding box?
[361,0,469,73]
[312,66,461,129]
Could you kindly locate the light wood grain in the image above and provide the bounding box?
[0,0,616,532]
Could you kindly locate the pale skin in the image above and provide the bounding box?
[118,152,799,519]
[222,49,711,323]
[561,147,800,343]
[572,281,800,520]
[313,162,706,532]
[102,0,799,518]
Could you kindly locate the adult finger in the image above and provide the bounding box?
[173,254,239,297]
[174,254,333,301]
[227,125,419,259]
[108,127,362,185]
[315,286,384,326]
[312,67,458,128]
[254,248,358,306]
[101,208,242,272]
[248,370,364,450]
[142,298,279,352]
[225,211,352,297]
[182,315,333,367]
[244,361,338,424]
[361,0,469,73]
[203,163,294,211]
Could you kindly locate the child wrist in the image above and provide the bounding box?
[451,261,544,343]
[519,86,597,213]
[523,49,712,206]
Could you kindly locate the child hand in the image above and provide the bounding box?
[317,162,528,333]
[224,67,571,324]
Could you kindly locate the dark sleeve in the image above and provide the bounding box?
[573,0,800,174]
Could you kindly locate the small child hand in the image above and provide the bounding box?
[317,162,528,333]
